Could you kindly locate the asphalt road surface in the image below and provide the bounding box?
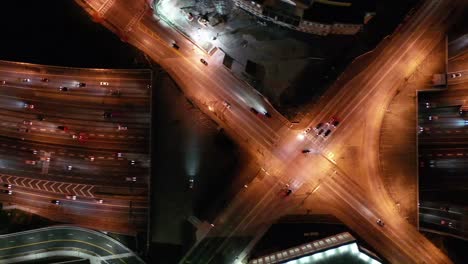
[0,226,144,264]
[0,61,151,234]
[75,0,466,263]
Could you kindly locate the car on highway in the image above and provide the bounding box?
[188,177,194,189]
[23,120,32,125]
[103,112,113,119]
[172,42,180,50]
[428,115,438,121]
[129,160,136,165]
[18,128,30,133]
[23,102,34,109]
[4,184,12,189]
[329,117,340,127]
[51,200,61,205]
[263,111,272,118]
[303,127,311,134]
[110,89,121,96]
[126,177,137,182]
[314,123,324,130]
[66,165,73,171]
[376,219,385,227]
[89,156,95,162]
[25,160,37,165]
[283,189,292,197]
[302,149,311,153]
[223,101,231,109]
[450,72,462,78]
[59,86,69,92]
[200,58,208,66]
[186,12,194,21]
[40,78,49,82]
[116,152,124,158]
[96,199,104,204]
[100,81,109,86]
[1,80,5,85]
[197,17,208,27]
[117,124,127,131]
[77,82,86,87]
[3,190,13,195]
[33,150,38,155]
[57,125,69,131]
[66,195,77,200]
[21,78,31,82]
[440,220,453,228]
[323,129,332,137]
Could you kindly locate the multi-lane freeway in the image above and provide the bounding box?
[73,0,465,263]
[0,61,151,234]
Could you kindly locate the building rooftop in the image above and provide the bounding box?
[249,232,382,264]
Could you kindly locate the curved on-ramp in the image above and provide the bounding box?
[0,225,145,264]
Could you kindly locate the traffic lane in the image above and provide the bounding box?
[319,175,451,264]
[0,136,150,168]
[0,157,149,189]
[0,61,152,83]
[419,135,468,145]
[0,189,147,215]
[0,77,151,98]
[163,58,280,149]
[0,96,151,121]
[305,0,443,129]
[419,147,468,157]
[0,113,150,140]
[0,129,149,153]
[146,3,446,262]
[0,226,134,257]
[419,211,462,233]
[140,14,288,132]
[0,180,148,208]
[99,0,458,262]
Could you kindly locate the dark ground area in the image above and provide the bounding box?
[0,0,146,68]
[0,208,56,234]
[279,0,420,116]
[149,71,242,264]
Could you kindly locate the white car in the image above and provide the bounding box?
[117,125,128,131]
[66,195,76,200]
[197,17,208,27]
[96,199,103,204]
[23,103,34,109]
[223,101,231,109]
[450,72,462,78]
[100,81,109,86]
[67,165,73,171]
